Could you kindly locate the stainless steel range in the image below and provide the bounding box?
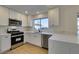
[7,30,24,49]
[10,31,24,45]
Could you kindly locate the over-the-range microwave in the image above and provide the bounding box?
[9,18,22,26]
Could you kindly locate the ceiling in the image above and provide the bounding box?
[4,5,58,15]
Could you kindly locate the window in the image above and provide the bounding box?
[77,17,79,34]
[33,18,48,30]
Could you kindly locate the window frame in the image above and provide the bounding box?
[33,17,48,30]
[77,16,79,34]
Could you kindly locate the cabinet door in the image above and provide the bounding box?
[1,35,11,52]
[70,43,79,54]
[24,33,33,43]
[27,15,32,26]
[9,10,16,19]
[48,8,59,27]
[32,34,41,47]
[24,33,41,47]
[16,12,22,20]
[0,6,9,25]
[22,15,28,26]
[24,33,30,43]
[48,40,70,54]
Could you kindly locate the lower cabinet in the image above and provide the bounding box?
[0,35,11,53]
[69,43,79,54]
[49,40,71,54]
[48,39,79,54]
[24,33,41,47]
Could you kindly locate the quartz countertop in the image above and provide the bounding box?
[24,31,40,34]
[41,32,52,35]
[0,33,11,36]
[24,31,52,35]
[49,33,79,44]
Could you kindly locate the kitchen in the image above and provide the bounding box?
[0,5,54,54]
[0,5,79,54]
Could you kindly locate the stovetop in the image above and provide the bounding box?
[7,31,24,36]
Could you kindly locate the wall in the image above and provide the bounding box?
[53,6,77,34]
[32,12,48,19]
[32,13,48,31]
[31,6,79,34]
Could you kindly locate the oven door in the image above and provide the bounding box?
[11,34,24,45]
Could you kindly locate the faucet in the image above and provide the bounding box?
[38,29,42,32]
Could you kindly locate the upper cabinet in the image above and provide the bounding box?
[9,9,17,19]
[16,13,28,26]
[16,12,23,21]
[9,10,21,20]
[27,15,33,27]
[48,8,59,27]
[21,15,28,26]
[0,6,28,26]
[0,6,9,25]
[9,9,28,26]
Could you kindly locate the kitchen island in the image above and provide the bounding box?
[48,33,79,54]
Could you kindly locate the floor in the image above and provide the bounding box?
[6,43,48,54]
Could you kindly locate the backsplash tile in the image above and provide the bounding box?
[0,25,32,34]
[0,25,8,33]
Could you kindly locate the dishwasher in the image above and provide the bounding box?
[41,34,52,49]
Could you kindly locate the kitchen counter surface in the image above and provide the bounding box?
[49,33,79,44]
[24,31,37,34]
[48,33,79,54]
[41,32,52,35]
[24,31,52,35]
[0,33,11,36]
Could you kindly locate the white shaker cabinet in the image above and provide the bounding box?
[9,10,28,26]
[31,33,41,47]
[9,9,17,19]
[9,10,21,20]
[0,6,9,25]
[16,13,28,26]
[16,12,22,20]
[0,6,27,26]
[21,15,28,26]
[24,33,30,43]
[0,34,11,53]
[48,40,71,54]
[27,15,33,27]
[24,33,41,47]
[48,8,59,27]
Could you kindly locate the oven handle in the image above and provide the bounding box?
[12,34,24,37]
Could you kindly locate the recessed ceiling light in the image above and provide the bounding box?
[36,11,40,14]
[25,11,28,14]
[46,5,50,7]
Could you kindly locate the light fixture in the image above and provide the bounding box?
[36,11,40,14]
[25,11,28,14]
[46,5,51,7]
